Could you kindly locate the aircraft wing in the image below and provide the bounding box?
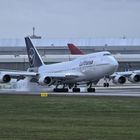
[108,70,140,84]
[0,69,83,85]
[0,70,37,83]
[110,71,133,78]
[110,70,140,78]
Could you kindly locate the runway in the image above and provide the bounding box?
[0,85,140,97]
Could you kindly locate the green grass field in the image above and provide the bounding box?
[0,95,140,140]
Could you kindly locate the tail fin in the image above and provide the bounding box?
[67,43,84,55]
[25,37,44,68]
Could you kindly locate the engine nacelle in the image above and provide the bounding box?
[128,74,140,83]
[112,75,126,84]
[38,76,53,86]
[0,74,11,83]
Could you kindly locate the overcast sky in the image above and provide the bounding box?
[0,0,140,39]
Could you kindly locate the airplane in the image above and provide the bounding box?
[68,43,140,86]
[0,37,118,92]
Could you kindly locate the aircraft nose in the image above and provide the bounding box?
[109,56,119,73]
[109,56,119,72]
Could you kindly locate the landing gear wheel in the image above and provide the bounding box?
[72,88,80,92]
[103,83,106,87]
[103,83,109,87]
[53,88,68,92]
[87,88,95,92]
[106,83,109,87]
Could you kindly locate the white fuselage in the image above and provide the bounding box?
[38,51,118,84]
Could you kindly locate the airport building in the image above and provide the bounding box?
[0,38,140,71]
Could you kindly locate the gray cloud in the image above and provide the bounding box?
[0,0,140,38]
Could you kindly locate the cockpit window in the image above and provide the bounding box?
[103,53,111,56]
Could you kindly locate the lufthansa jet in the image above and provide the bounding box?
[0,37,118,92]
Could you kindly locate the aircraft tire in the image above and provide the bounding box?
[103,83,107,87]
[87,88,95,92]
[106,83,109,87]
[53,88,68,92]
[72,88,80,92]
[103,83,109,87]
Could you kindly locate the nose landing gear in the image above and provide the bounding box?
[103,82,109,87]
[103,77,110,87]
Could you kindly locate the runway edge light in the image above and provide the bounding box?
[40,93,48,97]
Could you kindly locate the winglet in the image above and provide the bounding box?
[67,43,84,55]
[25,37,44,68]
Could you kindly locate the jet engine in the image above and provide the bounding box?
[38,76,54,86]
[0,74,11,83]
[112,75,126,84]
[128,73,140,83]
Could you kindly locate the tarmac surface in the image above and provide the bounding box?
[0,85,140,97]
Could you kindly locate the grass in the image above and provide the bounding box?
[0,95,140,140]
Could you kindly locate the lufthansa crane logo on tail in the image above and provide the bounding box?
[29,48,35,67]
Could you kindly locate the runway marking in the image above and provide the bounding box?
[0,86,140,97]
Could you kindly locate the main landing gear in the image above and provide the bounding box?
[87,82,95,92]
[72,84,81,92]
[71,83,96,93]
[68,83,81,92]
[53,84,69,92]
[87,88,95,92]
[53,88,68,92]
[53,83,96,93]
